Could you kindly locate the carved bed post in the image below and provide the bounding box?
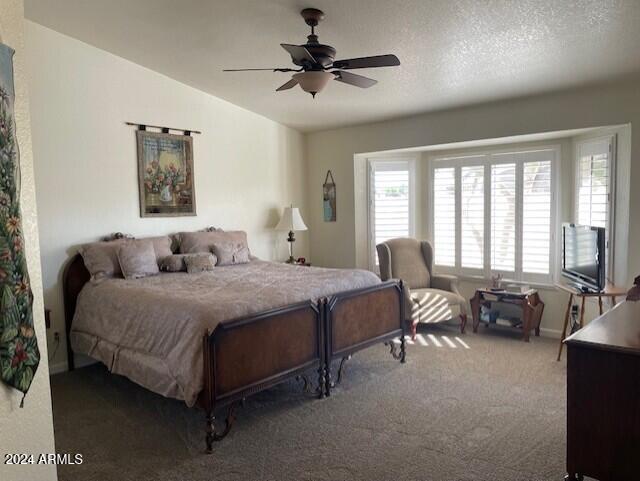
[318,298,327,398]
[202,333,215,454]
[323,298,332,398]
[399,280,406,364]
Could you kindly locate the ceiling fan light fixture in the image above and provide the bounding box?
[293,71,334,97]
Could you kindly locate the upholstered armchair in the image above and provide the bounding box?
[376,238,467,339]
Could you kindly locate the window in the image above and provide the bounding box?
[431,148,557,283]
[368,159,415,267]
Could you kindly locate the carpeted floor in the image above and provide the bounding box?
[50,324,569,481]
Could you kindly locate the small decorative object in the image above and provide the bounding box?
[626,275,640,301]
[323,170,336,222]
[490,273,503,290]
[0,43,40,406]
[480,306,499,324]
[275,205,308,263]
[137,130,196,217]
[296,257,306,265]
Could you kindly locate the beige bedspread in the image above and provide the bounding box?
[70,260,380,406]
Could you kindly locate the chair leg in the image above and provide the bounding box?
[409,321,417,340]
[460,314,467,334]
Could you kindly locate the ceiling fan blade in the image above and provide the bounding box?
[333,70,377,88]
[332,54,400,70]
[223,67,297,72]
[281,43,315,64]
[276,78,298,91]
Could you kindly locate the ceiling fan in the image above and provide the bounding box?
[223,8,400,98]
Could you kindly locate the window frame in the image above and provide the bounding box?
[367,157,417,271]
[429,146,560,285]
[574,135,616,281]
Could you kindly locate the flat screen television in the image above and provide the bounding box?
[561,223,605,292]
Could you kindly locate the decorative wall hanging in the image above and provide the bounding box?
[135,127,196,217]
[0,43,40,405]
[323,170,336,222]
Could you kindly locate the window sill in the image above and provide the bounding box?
[449,273,557,291]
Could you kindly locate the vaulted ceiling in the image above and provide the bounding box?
[25,0,640,132]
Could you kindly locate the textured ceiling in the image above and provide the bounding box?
[25,0,640,132]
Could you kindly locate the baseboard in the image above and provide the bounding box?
[48,361,68,375]
[538,327,562,339]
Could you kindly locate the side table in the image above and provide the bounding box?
[470,288,545,342]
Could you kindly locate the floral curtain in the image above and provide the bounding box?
[0,43,39,405]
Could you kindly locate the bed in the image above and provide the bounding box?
[63,238,405,453]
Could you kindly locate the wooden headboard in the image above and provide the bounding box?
[62,254,90,370]
[62,233,131,370]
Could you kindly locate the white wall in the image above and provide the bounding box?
[25,21,309,372]
[0,2,57,481]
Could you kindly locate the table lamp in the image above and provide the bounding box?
[275,205,308,263]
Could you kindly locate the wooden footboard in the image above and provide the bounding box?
[201,300,324,452]
[324,280,405,395]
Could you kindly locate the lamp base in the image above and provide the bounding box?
[286,230,296,263]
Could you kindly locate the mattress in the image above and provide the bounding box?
[70,260,380,406]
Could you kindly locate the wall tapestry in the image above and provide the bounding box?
[137,130,196,217]
[0,43,40,405]
[323,170,336,222]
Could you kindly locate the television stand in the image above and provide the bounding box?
[566,282,598,294]
[555,282,628,361]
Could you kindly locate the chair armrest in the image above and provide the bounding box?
[392,278,417,323]
[431,274,461,295]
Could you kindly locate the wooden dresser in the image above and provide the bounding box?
[564,300,640,481]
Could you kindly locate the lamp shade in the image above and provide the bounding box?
[293,71,333,97]
[275,206,308,231]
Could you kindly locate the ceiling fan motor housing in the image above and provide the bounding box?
[303,43,336,68]
[290,8,335,68]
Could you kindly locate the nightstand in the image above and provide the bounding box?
[284,261,311,267]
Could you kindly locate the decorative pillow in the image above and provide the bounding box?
[179,230,248,254]
[117,241,160,279]
[79,239,129,281]
[211,241,251,266]
[79,236,173,281]
[146,236,173,261]
[159,253,218,272]
[184,253,217,274]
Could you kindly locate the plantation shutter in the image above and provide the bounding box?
[490,163,516,273]
[371,162,411,264]
[433,167,456,266]
[576,139,611,231]
[460,165,484,269]
[522,157,552,274]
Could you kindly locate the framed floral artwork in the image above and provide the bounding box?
[137,130,196,217]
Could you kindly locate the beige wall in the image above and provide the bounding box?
[0,2,57,481]
[25,22,309,372]
[307,81,639,335]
